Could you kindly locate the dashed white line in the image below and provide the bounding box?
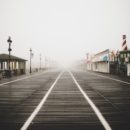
[20,72,62,130]
[69,71,112,130]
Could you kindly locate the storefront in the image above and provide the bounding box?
[119,50,130,76]
[91,49,110,73]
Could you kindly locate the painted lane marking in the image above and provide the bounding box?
[20,72,62,130]
[87,71,130,85]
[69,71,112,130]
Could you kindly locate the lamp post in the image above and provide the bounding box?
[29,48,32,74]
[7,36,12,77]
[40,53,41,70]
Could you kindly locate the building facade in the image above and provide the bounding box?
[86,49,110,73]
[86,50,130,76]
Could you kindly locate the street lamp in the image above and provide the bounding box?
[40,53,41,70]
[7,36,12,77]
[29,48,32,74]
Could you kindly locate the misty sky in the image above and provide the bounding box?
[0,0,130,67]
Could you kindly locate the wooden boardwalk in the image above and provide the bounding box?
[0,70,130,130]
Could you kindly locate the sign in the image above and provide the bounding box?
[92,49,109,62]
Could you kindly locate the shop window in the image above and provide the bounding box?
[127,53,130,57]
[124,54,126,58]
[121,54,123,58]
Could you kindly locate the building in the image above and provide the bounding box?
[0,53,27,77]
[86,49,110,73]
[119,50,130,76]
[86,49,130,76]
[85,35,130,76]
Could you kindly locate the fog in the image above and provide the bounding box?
[0,0,130,68]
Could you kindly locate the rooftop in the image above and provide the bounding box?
[0,53,27,62]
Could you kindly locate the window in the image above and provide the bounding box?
[124,53,126,58]
[127,53,130,57]
[121,54,123,58]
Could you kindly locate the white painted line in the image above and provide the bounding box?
[0,71,49,87]
[87,72,130,85]
[69,71,112,130]
[20,72,62,130]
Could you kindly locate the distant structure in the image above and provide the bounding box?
[0,54,27,77]
[119,35,130,76]
[85,35,130,76]
[122,35,128,51]
[86,49,110,73]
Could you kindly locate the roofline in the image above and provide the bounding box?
[0,53,27,61]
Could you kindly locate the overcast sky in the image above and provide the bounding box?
[0,0,130,67]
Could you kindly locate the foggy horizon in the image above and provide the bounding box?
[0,0,130,67]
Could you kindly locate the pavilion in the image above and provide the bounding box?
[0,53,27,77]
